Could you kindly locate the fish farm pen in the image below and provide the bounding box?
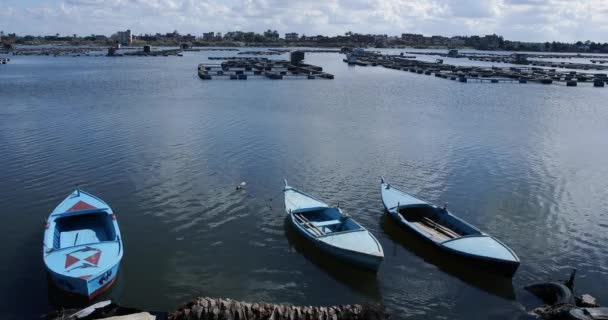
[409,51,608,71]
[123,48,181,57]
[184,48,239,52]
[238,50,284,55]
[198,57,335,80]
[468,56,608,71]
[409,51,608,60]
[238,49,291,55]
[3,47,104,57]
[345,53,607,87]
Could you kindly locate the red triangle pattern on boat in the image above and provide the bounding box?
[84,251,101,265]
[79,275,92,280]
[65,254,79,268]
[68,201,96,212]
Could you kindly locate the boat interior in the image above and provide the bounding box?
[293,208,361,237]
[53,212,116,249]
[397,205,480,242]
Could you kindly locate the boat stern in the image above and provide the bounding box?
[48,263,118,299]
[44,241,123,298]
[84,263,119,299]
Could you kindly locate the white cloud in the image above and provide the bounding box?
[0,0,607,42]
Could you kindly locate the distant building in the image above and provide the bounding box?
[401,33,425,45]
[301,35,320,42]
[203,32,215,41]
[373,35,387,41]
[431,35,448,46]
[449,36,466,47]
[285,33,299,41]
[112,29,133,46]
[84,34,108,41]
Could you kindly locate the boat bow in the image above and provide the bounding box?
[380,178,426,210]
[319,229,384,257]
[284,184,328,214]
[441,235,519,263]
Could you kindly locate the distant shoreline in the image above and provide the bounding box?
[5,42,608,55]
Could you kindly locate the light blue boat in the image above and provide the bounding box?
[380,177,519,277]
[284,180,384,271]
[43,189,123,299]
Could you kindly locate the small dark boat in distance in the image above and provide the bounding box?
[380,177,519,277]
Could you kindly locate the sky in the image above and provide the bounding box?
[1,0,607,42]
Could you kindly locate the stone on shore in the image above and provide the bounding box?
[577,294,599,308]
[99,313,156,320]
[168,297,387,320]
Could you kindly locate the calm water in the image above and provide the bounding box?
[1,49,608,319]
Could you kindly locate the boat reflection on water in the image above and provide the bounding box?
[283,218,381,300]
[381,213,516,301]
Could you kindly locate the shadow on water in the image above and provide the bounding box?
[380,213,516,301]
[283,217,382,300]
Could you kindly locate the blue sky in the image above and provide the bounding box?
[1,0,607,42]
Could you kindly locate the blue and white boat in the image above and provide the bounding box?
[380,177,519,276]
[284,181,384,271]
[43,189,123,299]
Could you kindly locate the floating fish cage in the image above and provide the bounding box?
[8,47,101,56]
[238,50,288,55]
[198,58,334,80]
[407,51,608,71]
[344,52,606,88]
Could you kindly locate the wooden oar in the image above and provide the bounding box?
[293,213,324,236]
[422,217,460,238]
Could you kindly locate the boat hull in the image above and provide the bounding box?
[442,245,519,277]
[386,210,518,277]
[289,217,382,271]
[43,189,123,299]
[48,263,119,299]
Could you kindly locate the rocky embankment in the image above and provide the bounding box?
[48,297,387,320]
[169,297,386,320]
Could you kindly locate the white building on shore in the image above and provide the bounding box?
[285,33,299,41]
[112,29,132,46]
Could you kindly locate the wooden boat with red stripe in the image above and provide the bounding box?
[43,189,123,299]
